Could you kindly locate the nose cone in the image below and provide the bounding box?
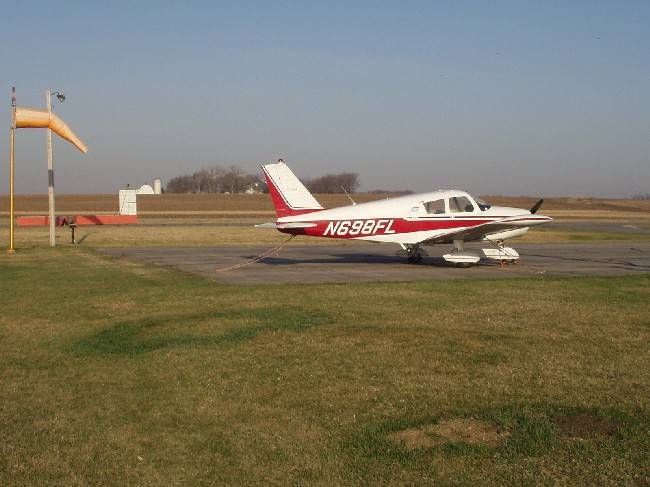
[491,206,552,225]
[533,213,553,223]
[485,206,552,225]
[521,210,553,226]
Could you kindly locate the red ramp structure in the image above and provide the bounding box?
[16,214,138,244]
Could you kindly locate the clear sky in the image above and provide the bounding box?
[1,1,648,196]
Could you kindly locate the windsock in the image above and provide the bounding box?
[14,106,88,153]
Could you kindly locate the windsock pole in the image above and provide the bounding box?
[46,90,56,247]
[8,87,16,254]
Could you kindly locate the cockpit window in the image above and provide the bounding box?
[449,196,475,213]
[475,197,491,211]
[424,199,445,214]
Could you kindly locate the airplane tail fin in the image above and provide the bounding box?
[261,160,323,218]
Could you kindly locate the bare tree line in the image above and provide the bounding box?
[303,173,359,194]
[166,165,362,194]
[166,166,261,194]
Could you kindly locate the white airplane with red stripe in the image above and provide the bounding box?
[256,160,552,266]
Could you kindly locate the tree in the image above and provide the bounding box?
[165,166,362,195]
[304,173,360,193]
[165,164,263,193]
[221,166,244,193]
[166,174,195,193]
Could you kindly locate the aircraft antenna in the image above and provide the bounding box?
[341,186,357,205]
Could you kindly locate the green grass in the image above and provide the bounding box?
[0,248,649,485]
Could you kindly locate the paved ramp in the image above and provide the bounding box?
[101,242,650,285]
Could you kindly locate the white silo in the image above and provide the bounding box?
[154,178,162,194]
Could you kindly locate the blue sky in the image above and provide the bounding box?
[1,1,648,196]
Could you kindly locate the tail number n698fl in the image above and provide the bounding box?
[324,219,396,237]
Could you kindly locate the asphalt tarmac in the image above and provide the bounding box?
[102,241,650,285]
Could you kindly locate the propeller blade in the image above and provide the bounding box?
[530,198,544,214]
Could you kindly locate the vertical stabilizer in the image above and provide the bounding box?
[261,160,323,218]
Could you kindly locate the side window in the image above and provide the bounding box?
[449,196,475,213]
[424,199,445,214]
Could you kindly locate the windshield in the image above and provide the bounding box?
[475,197,491,211]
[449,196,475,213]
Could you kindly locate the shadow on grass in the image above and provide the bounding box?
[72,307,332,356]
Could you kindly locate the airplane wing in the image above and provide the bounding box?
[255,222,317,229]
[416,215,537,245]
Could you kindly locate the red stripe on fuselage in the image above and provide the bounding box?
[278,218,493,238]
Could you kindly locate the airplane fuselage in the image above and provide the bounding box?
[276,190,551,245]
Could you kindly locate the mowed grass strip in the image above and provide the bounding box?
[0,249,648,485]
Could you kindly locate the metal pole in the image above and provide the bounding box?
[47,89,56,247]
[8,127,15,254]
[8,87,16,254]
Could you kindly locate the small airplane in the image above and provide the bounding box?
[256,160,552,266]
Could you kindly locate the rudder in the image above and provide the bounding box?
[261,160,323,218]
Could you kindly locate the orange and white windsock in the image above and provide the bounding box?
[13,106,88,153]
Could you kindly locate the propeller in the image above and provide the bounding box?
[530,198,544,214]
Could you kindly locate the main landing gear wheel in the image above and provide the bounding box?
[402,244,426,264]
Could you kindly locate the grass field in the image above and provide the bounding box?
[1,248,649,485]
[1,194,649,484]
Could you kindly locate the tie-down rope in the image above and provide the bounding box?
[215,235,295,272]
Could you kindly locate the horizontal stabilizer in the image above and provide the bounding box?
[255,222,317,229]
